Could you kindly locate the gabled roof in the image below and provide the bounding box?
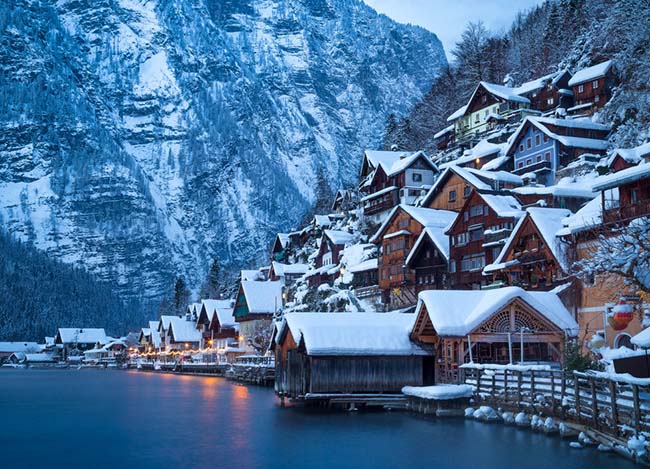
[505,116,610,156]
[276,312,427,356]
[416,287,578,337]
[56,328,107,345]
[484,207,571,273]
[323,229,355,246]
[168,317,202,343]
[240,281,283,314]
[592,161,650,192]
[370,204,457,243]
[568,60,613,87]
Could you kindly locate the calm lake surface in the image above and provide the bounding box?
[0,369,636,469]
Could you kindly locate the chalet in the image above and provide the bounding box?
[271,233,292,262]
[196,299,238,349]
[269,261,309,288]
[483,207,571,290]
[447,191,524,290]
[447,81,534,143]
[332,189,355,214]
[592,161,650,225]
[307,230,355,287]
[273,312,431,401]
[371,204,456,307]
[420,165,522,212]
[568,60,616,115]
[411,287,578,383]
[0,342,40,363]
[234,280,283,352]
[359,150,438,222]
[605,142,650,174]
[505,116,610,185]
[54,328,108,361]
[167,316,201,351]
[511,180,596,212]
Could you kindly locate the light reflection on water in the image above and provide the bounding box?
[0,370,636,469]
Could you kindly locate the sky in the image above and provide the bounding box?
[363,0,544,60]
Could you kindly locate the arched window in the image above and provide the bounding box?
[614,333,633,349]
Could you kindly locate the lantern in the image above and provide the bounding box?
[607,299,634,331]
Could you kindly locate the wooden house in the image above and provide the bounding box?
[568,60,616,115]
[54,328,108,361]
[273,312,431,401]
[307,230,355,287]
[359,150,438,222]
[421,165,522,212]
[370,204,456,307]
[234,280,283,352]
[269,261,309,288]
[505,116,610,185]
[446,191,523,290]
[166,317,201,351]
[606,143,650,173]
[197,299,238,349]
[592,162,650,225]
[483,207,571,290]
[411,287,578,383]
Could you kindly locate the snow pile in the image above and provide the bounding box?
[402,384,475,400]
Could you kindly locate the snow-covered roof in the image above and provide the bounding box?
[481,194,524,218]
[324,229,355,246]
[370,204,457,243]
[405,226,451,265]
[556,196,605,236]
[241,281,283,314]
[434,124,454,139]
[568,60,613,87]
[201,299,236,328]
[241,269,263,281]
[271,261,309,277]
[277,312,427,356]
[416,287,578,337]
[0,342,41,353]
[168,317,201,343]
[485,207,571,273]
[592,162,650,192]
[447,104,468,122]
[56,328,107,345]
[631,328,650,348]
[505,116,610,156]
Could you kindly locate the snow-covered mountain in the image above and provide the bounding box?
[0,0,445,302]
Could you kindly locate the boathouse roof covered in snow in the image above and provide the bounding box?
[275,312,427,356]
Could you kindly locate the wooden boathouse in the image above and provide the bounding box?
[273,312,432,405]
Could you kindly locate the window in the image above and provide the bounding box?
[412,172,422,182]
[535,134,540,146]
[547,97,554,106]
[449,190,456,202]
[545,151,551,161]
[593,80,599,89]
[526,138,532,149]
[464,186,471,198]
[578,84,584,93]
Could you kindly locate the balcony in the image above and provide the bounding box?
[603,199,650,224]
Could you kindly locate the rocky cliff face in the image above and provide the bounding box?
[0,0,445,302]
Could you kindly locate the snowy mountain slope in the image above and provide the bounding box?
[0,0,445,302]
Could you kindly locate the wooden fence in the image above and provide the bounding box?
[460,366,650,438]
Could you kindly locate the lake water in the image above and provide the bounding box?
[0,369,635,468]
